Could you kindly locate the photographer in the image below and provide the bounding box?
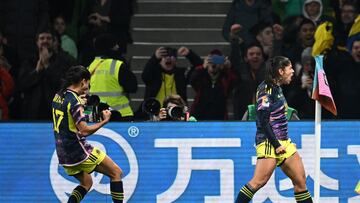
[52,65,124,203]
[137,46,201,120]
[143,94,196,122]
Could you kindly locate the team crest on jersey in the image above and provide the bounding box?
[261,96,270,107]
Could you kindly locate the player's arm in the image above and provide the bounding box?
[256,92,285,154]
[76,109,111,137]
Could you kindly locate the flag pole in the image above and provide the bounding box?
[314,100,322,203]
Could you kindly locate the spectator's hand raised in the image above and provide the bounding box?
[36,46,50,72]
[155,47,168,59]
[223,56,231,69]
[203,55,213,69]
[273,24,284,40]
[177,46,190,56]
[230,24,243,41]
[88,13,102,26]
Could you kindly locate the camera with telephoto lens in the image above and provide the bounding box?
[84,95,112,122]
[142,97,185,120]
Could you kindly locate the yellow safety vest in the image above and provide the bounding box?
[88,57,133,117]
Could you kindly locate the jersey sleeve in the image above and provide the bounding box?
[69,95,87,125]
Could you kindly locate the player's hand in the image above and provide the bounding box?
[79,94,88,105]
[102,110,111,122]
[275,145,286,154]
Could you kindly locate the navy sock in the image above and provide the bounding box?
[295,190,313,203]
[67,185,87,203]
[110,181,124,203]
[235,184,256,203]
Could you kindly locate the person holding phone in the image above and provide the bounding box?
[187,49,237,120]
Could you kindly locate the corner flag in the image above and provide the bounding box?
[311,55,337,116]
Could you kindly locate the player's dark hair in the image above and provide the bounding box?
[58,65,91,97]
[265,56,291,86]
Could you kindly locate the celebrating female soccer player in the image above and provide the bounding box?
[236,56,312,203]
[52,65,124,202]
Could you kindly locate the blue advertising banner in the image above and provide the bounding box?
[0,122,359,203]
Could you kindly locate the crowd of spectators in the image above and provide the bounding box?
[0,0,359,121]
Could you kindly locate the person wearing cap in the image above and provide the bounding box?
[88,33,137,121]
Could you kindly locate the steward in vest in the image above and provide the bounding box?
[88,33,137,121]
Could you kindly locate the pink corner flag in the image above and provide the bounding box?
[311,55,337,116]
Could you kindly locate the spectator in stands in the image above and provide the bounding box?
[302,0,334,25]
[0,56,14,120]
[333,1,359,48]
[285,47,316,119]
[281,16,306,51]
[78,0,135,65]
[17,28,75,120]
[283,18,316,69]
[249,21,284,60]
[0,30,18,78]
[222,0,278,43]
[351,39,360,62]
[53,15,78,59]
[328,39,360,119]
[230,38,266,119]
[136,46,196,120]
[281,19,316,112]
[141,47,194,105]
[88,33,137,121]
[187,49,237,120]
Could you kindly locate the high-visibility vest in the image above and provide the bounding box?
[88,57,133,117]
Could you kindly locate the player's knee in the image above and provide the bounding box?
[250,177,268,190]
[82,177,93,190]
[293,174,307,191]
[109,164,122,180]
